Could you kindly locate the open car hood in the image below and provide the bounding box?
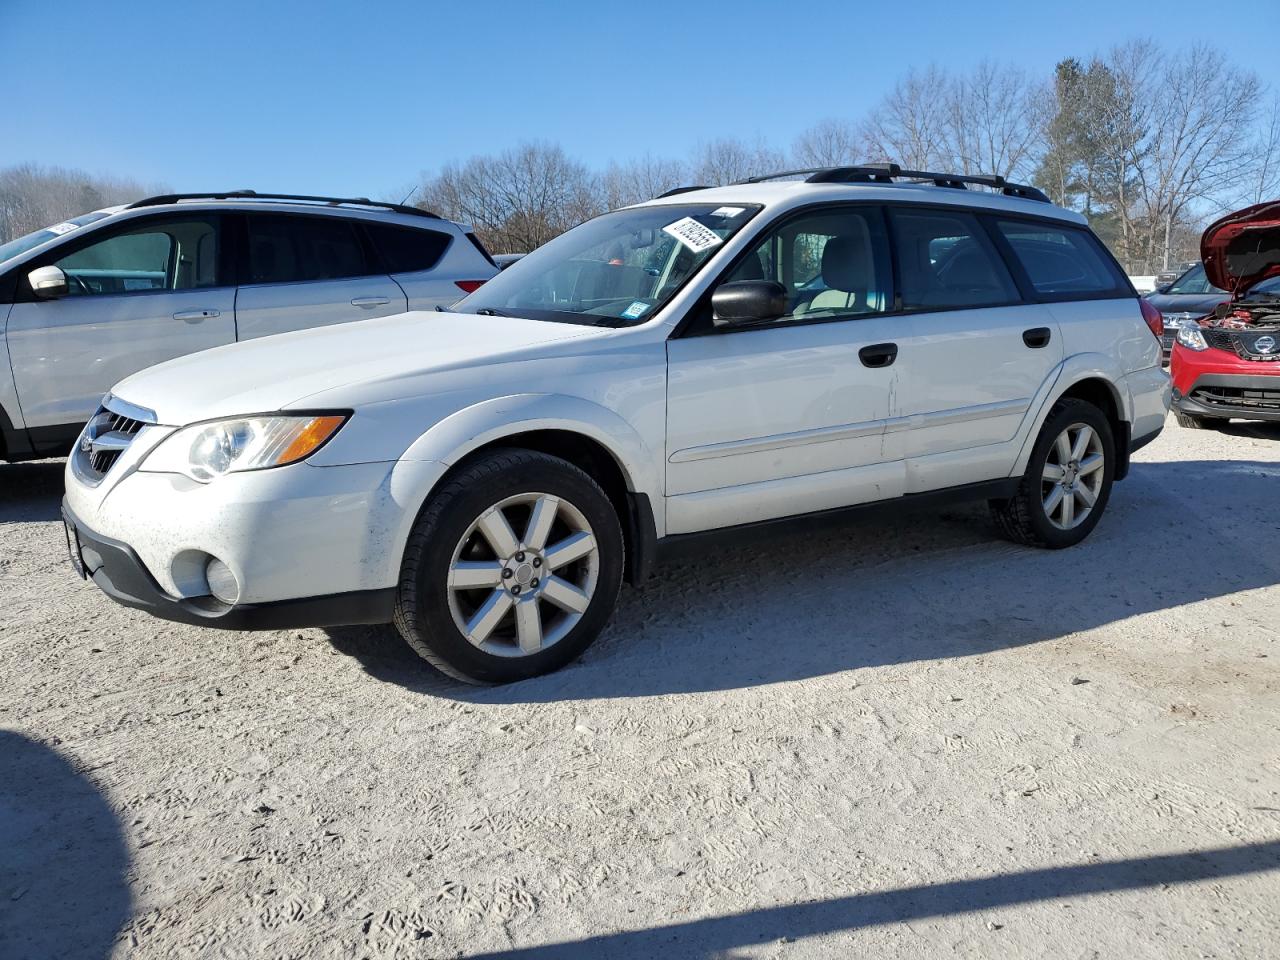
[1201,201,1280,297]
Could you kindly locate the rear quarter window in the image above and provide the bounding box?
[364,223,451,274]
[995,220,1129,298]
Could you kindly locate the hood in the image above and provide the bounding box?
[1201,200,1280,296]
[111,311,602,425]
[1142,291,1229,315]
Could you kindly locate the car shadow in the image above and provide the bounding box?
[0,731,132,959]
[460,839,1280,959]
[0,460,65,525]
[327,457,1280,702]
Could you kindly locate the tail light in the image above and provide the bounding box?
[455,280,486,294]
[1139,299,1164,339]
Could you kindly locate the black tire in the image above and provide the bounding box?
[1174,410,1221,430]
[989,398,1116,549]
[393,448,624,684]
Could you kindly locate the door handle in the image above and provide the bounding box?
[859,342,898,368]
[1022,327,1052,348]
[351,296,391,308]
[173,309,220,322]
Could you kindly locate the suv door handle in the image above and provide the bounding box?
[351,296,391,308]
[859,342,898,368]
[173,309,220,322]
[1022,327,1052,348]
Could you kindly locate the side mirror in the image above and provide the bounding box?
[29,265,69,300]
[1155,284,1171,295]
[711,280,788,328]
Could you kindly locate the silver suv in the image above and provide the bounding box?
[0,191,497,462]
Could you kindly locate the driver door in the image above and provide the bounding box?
[6,214,236,429]
[664,206,905,535]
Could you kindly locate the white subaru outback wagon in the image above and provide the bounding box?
[62,164,1171,683]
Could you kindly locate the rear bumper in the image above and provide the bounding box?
[62,499,395,630]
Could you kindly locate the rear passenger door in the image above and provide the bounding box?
[234,213,407,340]
[882,206,1062,491]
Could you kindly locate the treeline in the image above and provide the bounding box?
[0,165,164,245]
[417,40,1279,272]
[5,39,1277,275]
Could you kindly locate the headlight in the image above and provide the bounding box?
[140,413,348,482]
[1176,322,1209,352]
[1163,312,1194,328]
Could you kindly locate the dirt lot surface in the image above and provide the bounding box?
[3,417,1280,959]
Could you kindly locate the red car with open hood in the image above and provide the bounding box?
[1170,201,1280,428]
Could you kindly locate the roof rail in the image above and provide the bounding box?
[732,163,1051,203]
[124,190,443,219]
[655,185,714,198]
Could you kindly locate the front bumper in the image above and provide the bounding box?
[1170,342,1280,421]
[62,499,394,630]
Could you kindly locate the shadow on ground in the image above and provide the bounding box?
[461,840,1280,959]
[328,456,1280,701]
[0,731,131,960]
[0,460,65,525]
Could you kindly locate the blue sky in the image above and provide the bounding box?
[4,0,1278,199]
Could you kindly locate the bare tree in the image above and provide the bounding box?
[601,155,686,208]
[791,119,860,168]
[419,142,602,254]
[691,138,786,186]
[860,66,951,170]
[941,61,1046,180]
[1242,94,1280,206]
[0,164,161,243]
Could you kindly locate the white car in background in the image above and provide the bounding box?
[61,164,1170,684]
[0,191,497,462]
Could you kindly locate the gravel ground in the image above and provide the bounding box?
[3,416,1280,960]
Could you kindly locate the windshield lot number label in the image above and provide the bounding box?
[663,217,723,253]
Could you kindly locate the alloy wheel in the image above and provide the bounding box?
[1040,422,1105,531]
[446,493,599,657]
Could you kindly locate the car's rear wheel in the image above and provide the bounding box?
[990,398,1115,549]
[393,449,623,684]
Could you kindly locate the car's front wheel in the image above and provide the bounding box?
[1174,410,1222,430]
[990,398,1115,549]
[394,449,624,684]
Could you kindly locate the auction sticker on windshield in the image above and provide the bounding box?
[663,217,723,253]
[47,222,79,236]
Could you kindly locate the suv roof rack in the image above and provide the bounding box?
[124,190,444,219]
[730,163,1051,203]
[655,185,715,199]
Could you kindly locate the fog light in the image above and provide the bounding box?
[205,557,240,605]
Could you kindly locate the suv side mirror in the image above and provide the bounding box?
[711,280,788,328]
[1155,284,1171,295]
[29,265,69,300]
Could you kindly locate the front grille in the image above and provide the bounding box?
[74,397,156,483]
[1192,385,1280,411]
[1204,327,1280,361]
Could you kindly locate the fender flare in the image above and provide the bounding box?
[379,394,665,586]
[1010,353,1132,477]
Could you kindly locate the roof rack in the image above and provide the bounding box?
[730,163,1051,203]
[655,185,714,198]
[125,190,443,219]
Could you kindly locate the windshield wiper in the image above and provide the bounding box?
[473,307,508,317]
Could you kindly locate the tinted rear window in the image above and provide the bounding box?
[995,220,1129,297]
[889,208,1019,309]
[247,215,369,284]
[365,223,451,274]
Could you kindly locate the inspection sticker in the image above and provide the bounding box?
[621,300,648,319]
[663,217,723,253]
[711,206,746,218]
[47,222,78,236]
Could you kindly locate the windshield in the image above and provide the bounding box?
[1248,275,1280,297]
[1167,262,1224,295]
[454,203,761,325]
[0,211,113,265]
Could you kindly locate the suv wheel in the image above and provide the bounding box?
[989,398,1115,549]
[394,449,624,684]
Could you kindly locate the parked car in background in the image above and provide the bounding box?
[61,163,1169,683]
[1143,261,1230,362]
[1171,201,1280,429]
[0,191,496,463]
